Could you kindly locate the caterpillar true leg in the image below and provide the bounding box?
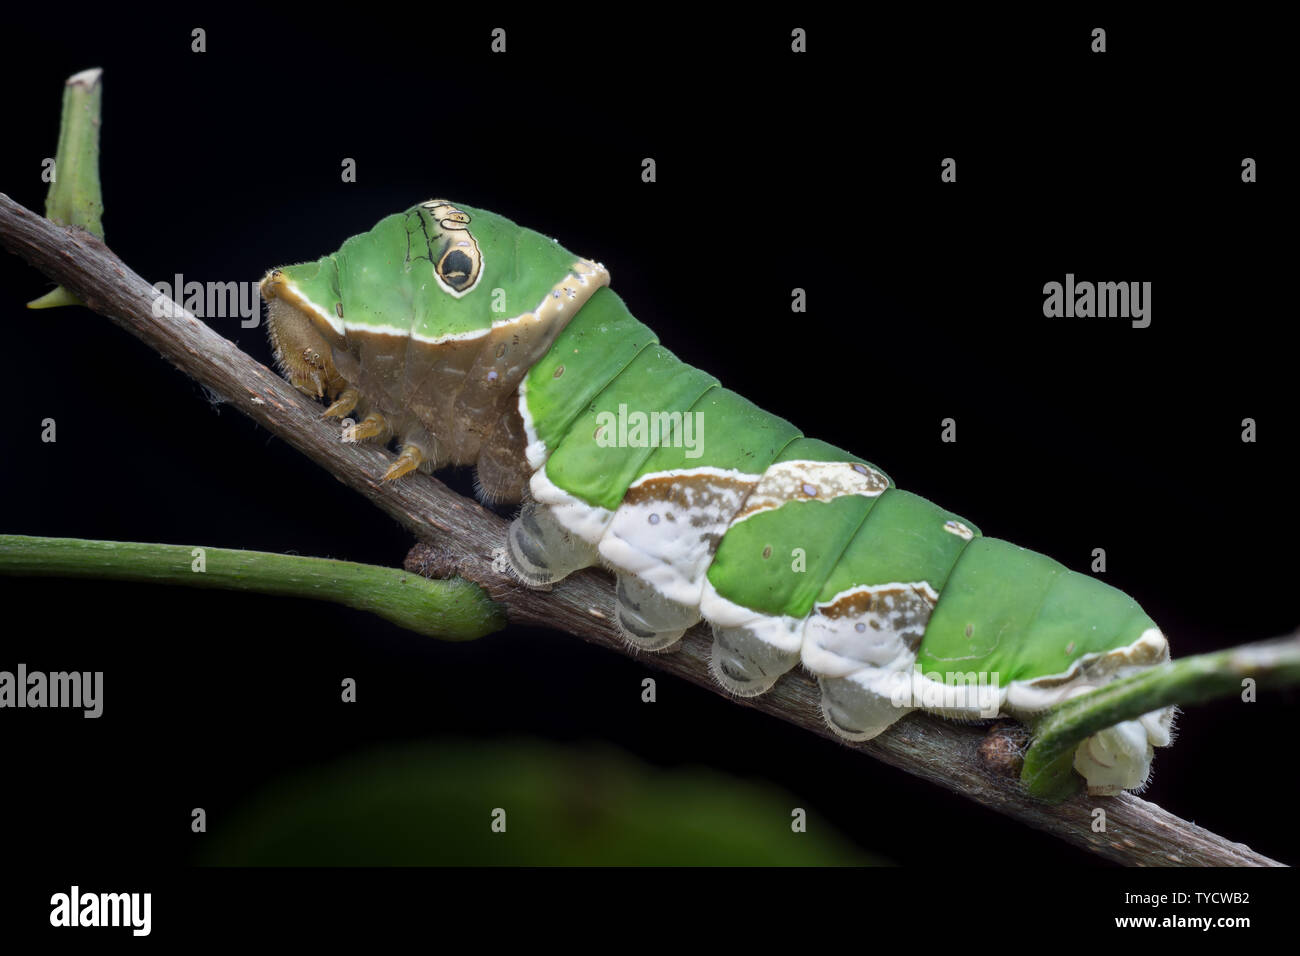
[349,411,392,443]
[323,386,360,420]
[382,442,426,482]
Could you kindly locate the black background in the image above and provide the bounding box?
[0,4,1294,933]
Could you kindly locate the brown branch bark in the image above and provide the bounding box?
[0,191,1283,867]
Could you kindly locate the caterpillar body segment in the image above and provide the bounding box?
[263,199,1176,796]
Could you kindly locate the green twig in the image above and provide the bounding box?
[1022,633,1300,801]
[0,534,505,642]
[28,67,104,309]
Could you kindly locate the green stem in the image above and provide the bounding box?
[0,534,505,642]
[1022,634,1300,801]
[29,67,105,309]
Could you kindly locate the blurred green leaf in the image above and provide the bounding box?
[199,739,886,866]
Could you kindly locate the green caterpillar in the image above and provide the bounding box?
[262,198,1176,796]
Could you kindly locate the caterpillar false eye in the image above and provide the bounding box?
[262,198,1176,796]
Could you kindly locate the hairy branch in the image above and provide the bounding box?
[0,191,1284,867]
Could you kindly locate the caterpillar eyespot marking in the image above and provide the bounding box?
[262,197,1176,796]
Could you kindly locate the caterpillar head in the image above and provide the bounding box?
[261,268,348,401]
[260,198,607,475]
